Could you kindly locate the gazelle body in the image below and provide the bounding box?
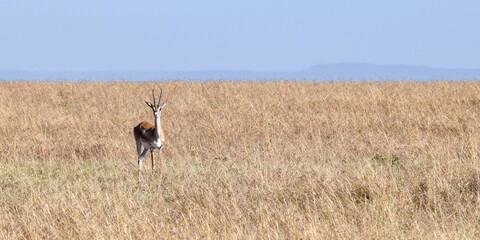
[133,89,167,171]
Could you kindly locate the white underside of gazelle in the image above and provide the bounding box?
[149,140,163,149]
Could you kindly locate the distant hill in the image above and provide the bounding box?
[1,63,480,81]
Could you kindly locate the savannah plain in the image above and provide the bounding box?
[1,81,480,239]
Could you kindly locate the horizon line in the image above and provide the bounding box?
[2,62,480,73]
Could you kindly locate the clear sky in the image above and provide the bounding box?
[0,0,479,71]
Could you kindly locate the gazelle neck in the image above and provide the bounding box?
[154,115,162,139]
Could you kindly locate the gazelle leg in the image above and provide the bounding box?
[157,146,163,174]
[156,150,161,174]
[136,140,142,157]
[151,149,155,172]
[138,148,148,170]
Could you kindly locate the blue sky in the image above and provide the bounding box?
[0,0,479,71]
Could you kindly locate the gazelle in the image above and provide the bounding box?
[133,89,167,171]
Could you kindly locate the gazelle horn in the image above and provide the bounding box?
[152,89,156,107]
[158,88,163,106]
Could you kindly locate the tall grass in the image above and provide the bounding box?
[1,81,480,239]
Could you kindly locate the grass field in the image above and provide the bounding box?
[1,81,480,239]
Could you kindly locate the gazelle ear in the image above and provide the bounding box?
[160,102,167,109]
[145,101,153,108]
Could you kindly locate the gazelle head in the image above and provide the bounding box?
[145,88,167,119]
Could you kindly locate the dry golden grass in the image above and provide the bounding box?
[1,81,480,239]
